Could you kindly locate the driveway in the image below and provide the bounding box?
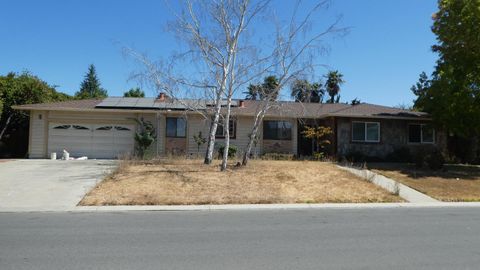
[0,160,116,212]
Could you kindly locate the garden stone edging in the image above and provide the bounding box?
[336,165,439,203]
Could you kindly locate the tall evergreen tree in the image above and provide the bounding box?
[123,87,145,97]
[325,70,344,103]
[75,64,107,99]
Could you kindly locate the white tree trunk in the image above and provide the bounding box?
[221,95,233,171]
[0,114,13,141]
[242,107,267,166]
[204,101,222,164]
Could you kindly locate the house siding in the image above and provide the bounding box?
[29,110,47,158]
[187,115,256,158]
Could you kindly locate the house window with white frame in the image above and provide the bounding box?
[352,121,380,142]
[408,124,434,144]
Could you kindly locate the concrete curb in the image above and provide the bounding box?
[3,202,480,213]
[74,202,480,212]
[336,165,439,203]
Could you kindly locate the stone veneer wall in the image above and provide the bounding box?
[263,139,293,154]
[336,117,447,159]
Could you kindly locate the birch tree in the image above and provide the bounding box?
[241,1,347,166]
[127,0,269,167]
[128,0,346,170]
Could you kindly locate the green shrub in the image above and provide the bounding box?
[218,145,237,158]
[261,153,295,160]
[385,147,411,162]
[413,146,445,170]
[425,147,445,170]
[312,152,326,161]
[344,150,367,163]
[413,149,426,168]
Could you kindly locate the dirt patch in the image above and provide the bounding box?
[80,159,401,205]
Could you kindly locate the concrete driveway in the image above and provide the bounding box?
[0,160,116,212]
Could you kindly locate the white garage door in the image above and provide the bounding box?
[48,123,135,159]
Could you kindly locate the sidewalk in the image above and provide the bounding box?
[336,165,439,203]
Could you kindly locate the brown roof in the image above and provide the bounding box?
[329,103,428,118]
[231,100,351,118]
[13,98,429,119]
[13,99,102,110]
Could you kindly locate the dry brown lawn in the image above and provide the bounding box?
[80,159,401,206]
[369,163,480,202]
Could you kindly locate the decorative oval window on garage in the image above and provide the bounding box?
[114,126,131,131]
[53,125,71,129]
[72,125,90,130]
[96,126,113,131]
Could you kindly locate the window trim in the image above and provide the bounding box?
[53,125,71,130]
[114,126,131,131]
[215,119,237,139]
[166,117,186,138]
[351,121,380,143]
[408,124,435,144]
[96,126,113,131]
[263,120,293,141]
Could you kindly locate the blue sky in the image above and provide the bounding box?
[0,0,438,106]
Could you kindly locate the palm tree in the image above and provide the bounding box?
[291,79,324,103]
[243,84,260,100]
[260,76,280,101]
[325,70,345,103]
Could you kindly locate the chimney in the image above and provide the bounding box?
[157,92,167,101]
[239,100,245,108]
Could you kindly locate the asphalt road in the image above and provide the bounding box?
[1,208,480,270]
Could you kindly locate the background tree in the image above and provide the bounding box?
[325,70,344,103]
[0,72,70,157]
[123,87,145,97]
[75,64,108,99]
[350,98,361,105]
[291,79,323,103]
[412,0,480,163]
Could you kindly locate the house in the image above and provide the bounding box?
[13,95,445,159]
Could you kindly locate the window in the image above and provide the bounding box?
[263,120,292,140]
[73,125,89,130]
[408,124,434,144]
[352,122,380,142]
[115,126,131,131]
[166,117,186,138]
[216,119,236,138]
[96,126,112,131]
[53,125,71,130]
